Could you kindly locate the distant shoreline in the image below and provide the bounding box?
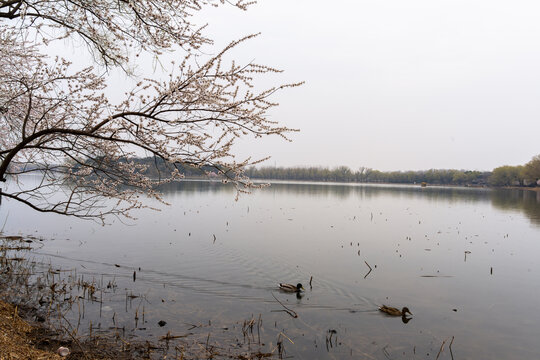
[249,178,539,191]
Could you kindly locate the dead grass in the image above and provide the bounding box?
[0,234,282,359]
[0,300,62,360]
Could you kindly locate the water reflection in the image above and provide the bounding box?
[490,189,540,225]
[160,179,494,199]
[156,179,235,195]
[158,180,540,226]
[1,180,540,359]
[264,182,493,202]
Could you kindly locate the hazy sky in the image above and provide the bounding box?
[190,0,540,171]
[50,0,540,172]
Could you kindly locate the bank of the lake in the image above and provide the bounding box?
[0,234,277,360]
[0,297,177,360]
[0,236,148,360]
[0,299,62,360]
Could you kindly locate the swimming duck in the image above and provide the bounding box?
[279,283,305,292]
[379,305,412,317]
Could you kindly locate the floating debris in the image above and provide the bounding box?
[271,293,298,318]
[57,346,70,357]
[364,261,373,279]
[160,331,192,341]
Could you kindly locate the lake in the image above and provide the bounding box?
[1,180,540,359]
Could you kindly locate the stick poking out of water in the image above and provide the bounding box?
[436,337,452,360]
[364,261,373,279]
[271,293,298,318]
[449,336,455,360]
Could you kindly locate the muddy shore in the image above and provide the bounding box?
[0,299,150,360]
[0,235,177,359]
[0,235,278,359]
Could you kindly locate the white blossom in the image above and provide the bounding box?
[0,1,302,222]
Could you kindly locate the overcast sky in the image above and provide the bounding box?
[57,1,540,172]
[185,0,540,171]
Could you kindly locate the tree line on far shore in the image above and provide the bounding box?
[244,166,491,185]
[77,153,540,187]
[489,154,540,186]
[243,154,540,187]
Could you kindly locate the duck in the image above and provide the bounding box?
[279,283,305,292]
[379,305,412,317]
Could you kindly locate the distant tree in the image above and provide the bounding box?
[0,1,300,222]
[334,166,353,182]
[489,165,524,186]
[524,154,540,184]
[452,171,467,185]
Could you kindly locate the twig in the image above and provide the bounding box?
[382,345,391,359]
[159,331,192,341]
[186,323,201,330]
[449,336,455,360]
[364,261,373,279]
[278,331,294,345]
[257,314,261,345]
[436,337,448,360]
[271,293,298,318]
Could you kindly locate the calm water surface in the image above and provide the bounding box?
[1,180,540,359]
